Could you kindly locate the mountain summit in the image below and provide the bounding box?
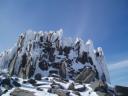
[0,29,115,96]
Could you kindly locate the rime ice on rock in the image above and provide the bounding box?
[0,29,110,83]
[0,29,115,96]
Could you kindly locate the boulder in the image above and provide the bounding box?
[10,88,35,96]
[48,88,70,96]
[51,83,64,89]
[74,85,86,92]
[68,83,75,90]
[12,80,21,87]
[34,73,42,80]
[21,53,27,68]
[1,78,13,89]
[36,87,43,91]
[27,79,37,85]
[14,77,19,81]
[52,62,61,69]
[75,67,96,83]
[22,80,27,84]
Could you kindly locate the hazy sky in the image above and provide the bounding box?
[0,0,128,86]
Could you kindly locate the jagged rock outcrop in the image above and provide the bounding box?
[0,29,110,83]
[0,29,114,96]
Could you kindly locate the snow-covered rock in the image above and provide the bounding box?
[0,29,114,96]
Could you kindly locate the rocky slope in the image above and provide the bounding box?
[0,29,115,96]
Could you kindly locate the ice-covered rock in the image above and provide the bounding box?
[0,29,114,96]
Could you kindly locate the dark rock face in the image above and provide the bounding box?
[38,60,48,71]
[77,52,88,64]
[88,57,93,65]
[52,62,60,69]
[28,64,36,78]
[21,53,27,68]
[12,80,21,87]
[1,78,13,89]
[34,73,42,80]
[27,79,37,85]
[115,85,128,96]
[8,54,18,76]
[63,46,71,57]
[49,70,59,75]
[59,62,66,79]
[36,87,43,91]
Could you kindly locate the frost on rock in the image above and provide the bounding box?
[0,29,114,96]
